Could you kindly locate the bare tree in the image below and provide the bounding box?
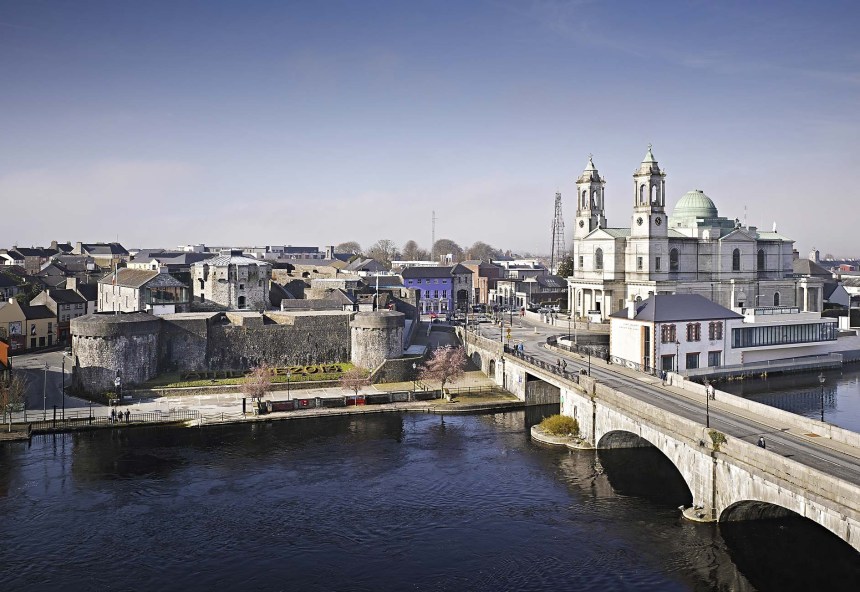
[240,364,272,406]
[367,239,400,268]
[465,241,501,262]
[336,241,362,255]
[339,367,371,399]
[432,238,463,263]
[1,373,28,431]
[419,346,466,399]
[401,240,428,261]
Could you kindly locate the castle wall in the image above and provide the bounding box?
[350,311,405,370]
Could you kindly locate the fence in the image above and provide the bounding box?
[25,408,200,433]
[506,345,580,384]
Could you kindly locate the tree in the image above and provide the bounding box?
[556,256,574,278]
[240,364,272,407]
[339,367,371,399]
[401,240,429,261]
[1,374,28,431]
[366,239,400,268]
[432,238,463,263]
[336,241,362,255]
[465,241,501,262]
[419,346,466,399]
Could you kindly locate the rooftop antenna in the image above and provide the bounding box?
[550,191,566,273]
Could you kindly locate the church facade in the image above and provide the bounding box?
[568,148,823,320]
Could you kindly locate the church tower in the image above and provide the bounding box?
[630,145,668,239]
[573,155,607,240]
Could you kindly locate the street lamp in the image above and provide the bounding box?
[675,341,681,373]
[61,353,66,421]
[412,362,417,391]
[704,380,710,428]
[819,373,826,422]
[287,371,292,400]
[42,362,49,421]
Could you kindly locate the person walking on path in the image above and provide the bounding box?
[758,436,766,449]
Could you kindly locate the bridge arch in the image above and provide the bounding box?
[721,500,794,522]
[470,351,483,372]
[488,359,496,377]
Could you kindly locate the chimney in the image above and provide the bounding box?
[74,241,83,255]
[627,297,636,319]
[66,277,79,291]
[325,245,335,259]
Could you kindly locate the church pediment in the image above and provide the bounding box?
[583,227,630,241]
[719,228,757,243]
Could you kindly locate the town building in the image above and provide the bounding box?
[0,274,20,302]
[72,242,130,269]
[609,294,839,375]
[190,250,272,311]
[0,299,57,352]
[400,265,473,315]
[461,260,501,305]
[30,288,89,344]
[99,269,191,315]
[567,149,819,320]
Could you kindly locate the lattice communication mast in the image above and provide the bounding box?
[550,192,566,272]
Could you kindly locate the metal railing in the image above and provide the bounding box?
[25,409,200,433]
[505,345,580,384]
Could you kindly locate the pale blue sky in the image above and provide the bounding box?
[1,1,858,256]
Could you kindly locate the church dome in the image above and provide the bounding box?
[672,189,718,219]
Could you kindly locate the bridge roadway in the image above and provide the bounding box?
[473,316,860,489]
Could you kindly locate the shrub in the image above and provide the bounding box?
[540,414,580,437]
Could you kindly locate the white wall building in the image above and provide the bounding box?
[567,149,823,320]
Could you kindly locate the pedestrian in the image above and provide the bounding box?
[125,409,130,423]
[110,408,116,423]
[557,358,561,368]
[758,436,766,449]
[709,384,716,400]
[562,360,568,372]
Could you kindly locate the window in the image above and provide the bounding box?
[732,248,741,271]
[655,256,661,271]
[773,292,781,306]
[595,248,603,270]
[708,321,723,340]
[757,249,765,270]
[238,295,246,309]
[669,248,679,271]
[708,351,722,367]
[686,352,699,369]
[660,324,677,344]
[661,355,675,372]
[732,322,838,348]
[48,322,53,334]
[239,283,245,290]
[636,257,643,270]
[434,290,439,299]
[686,322,701,341]
[578,255,584,268]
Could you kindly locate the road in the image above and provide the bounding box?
[484,314,860,488]
[9,350,91,420]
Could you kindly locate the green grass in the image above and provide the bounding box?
[143,363,355,389]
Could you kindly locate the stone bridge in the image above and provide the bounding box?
[461,330,860,553]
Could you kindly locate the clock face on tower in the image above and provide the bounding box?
[578,220,585,228]
[636,217,643,226]
[655,217,662,226]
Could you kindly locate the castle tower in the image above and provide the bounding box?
[574,155,607,240]
[630,145,668,239]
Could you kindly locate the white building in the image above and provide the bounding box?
[609,294,838,374]
[568,149,823,320]
[98,269,190,315]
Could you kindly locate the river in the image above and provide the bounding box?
[0,408,857,591]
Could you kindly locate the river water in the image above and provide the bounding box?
[718,365,860,433]
[1,408,857,591]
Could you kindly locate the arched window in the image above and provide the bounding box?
[595,248,603,270]
[651,184,658,204]
[582,189,587,208]
[669,248,679,271]
[639,184,645,204]
[757,249,765,270]
[732,249,741,271]
[773,292,781,306]
[592,190,598,208]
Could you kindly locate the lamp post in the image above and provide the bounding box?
[61,353,66,421]
[287,372,292,400]
[42,362,49,421]
[675,341,681,373]
[704,380,710,428]
[412,362,417,391]
[567,314,571,343]
[819,373,826,422]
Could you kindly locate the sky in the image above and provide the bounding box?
[1,0,858,257]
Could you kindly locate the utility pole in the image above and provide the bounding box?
[431,210,436,262]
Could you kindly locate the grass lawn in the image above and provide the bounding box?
[143,363,356,389]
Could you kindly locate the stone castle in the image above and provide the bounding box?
[70,308,405,394]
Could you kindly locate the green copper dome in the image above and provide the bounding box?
[672,189,718,220]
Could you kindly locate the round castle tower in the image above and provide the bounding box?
[70,312,161,394]
[350,311,404,370]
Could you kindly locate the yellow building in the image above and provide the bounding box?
[0,299,57,352]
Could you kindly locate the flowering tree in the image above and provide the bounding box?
[1,374,27,431]
[240,364,272,404]
[340,367,371,398]
[419,346,466,396]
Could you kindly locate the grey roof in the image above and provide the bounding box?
[793,258,832,278]
[610,294,743,322]
[345,258,386,272]
[450,263,473,275]
[401,266,453,279]
[76,284,97,301]
[46,289,87,305]
[80,242,129,256]
[535,275,567,289]
[20,303,56,320]
[361,275,403,288]
[601,228,631,238]
[0,274,20,288]
[101,269,187,289]
[193,254,270,267]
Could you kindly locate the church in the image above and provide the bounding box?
[567,147,823,320]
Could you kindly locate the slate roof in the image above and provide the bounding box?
[450,263,473,275]
[80,242,129,256]
[12,247,58,258]
[76,284,97,302]
[46,289,87,305]
[792,258,832,278]
[535,275,567,289]
[0,274,19,288]
[609,294,743,322]
[345,258,386,272]
[361,275,403,288]
[101,269,187,289]
[401,266,454,279]
[20,303,56,320]
[193,254,270,267]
